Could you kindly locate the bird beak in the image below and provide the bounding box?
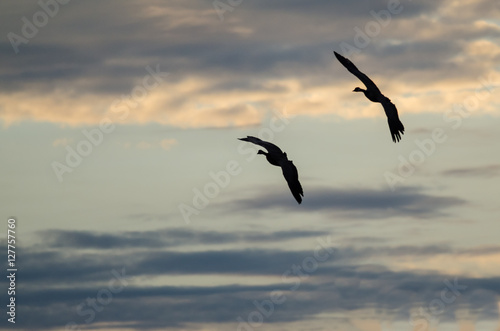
[352,89,356,92]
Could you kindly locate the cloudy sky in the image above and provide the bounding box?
[1,0,500,330]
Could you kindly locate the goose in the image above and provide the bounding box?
[238,136,303,204]
[334,51,405,143]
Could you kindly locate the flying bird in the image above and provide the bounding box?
[238,136,303,204]
[333,51,405,143]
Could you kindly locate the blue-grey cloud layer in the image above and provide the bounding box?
[227,186,465,218]
[2,231,500,329]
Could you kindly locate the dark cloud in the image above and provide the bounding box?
[4,258,500,329]
[246,0,445,20]
[3,229,336,286]
[228,186,466,219]
[0,0,491,100]
[10,236,500,288]
[42,228,330,249]
[11,249,329,284]
[441,164,500,178]
[43,230,165,249]
[459,246,500,255]
[3,235,500,329]
[371,40,463,72]
[132,249,322,276]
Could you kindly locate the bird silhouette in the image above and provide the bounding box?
[238,136,303,204]
[334,51,405,143]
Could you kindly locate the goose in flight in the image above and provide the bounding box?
[334,51,405,143]
[238,136,303,204]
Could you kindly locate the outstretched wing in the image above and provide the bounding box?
[381,98,405,143]
[281,160,303,204]
[238,136,283,154]
[334,51,381,94]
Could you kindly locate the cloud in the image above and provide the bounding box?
[3,231,500,330]
[441,164,500,178]
[5,245,500,329]
[12,232,500,287]
[42,228,331,250]
[43,230,166,249]
[1,0,499,128]
[228,186,466,219]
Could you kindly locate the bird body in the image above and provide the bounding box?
[353,87,381,103]
[238,136,303,204]
[334,51,405,143]
[257,149,284,167]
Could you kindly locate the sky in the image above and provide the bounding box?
[1,0,500,330]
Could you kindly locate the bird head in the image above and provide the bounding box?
[353,87,364,92]
[257,150,266,155]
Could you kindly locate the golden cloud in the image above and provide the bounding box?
[1,72,499,129]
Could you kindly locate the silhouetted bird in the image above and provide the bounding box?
[334,51,405,143]
[238,136,303,204]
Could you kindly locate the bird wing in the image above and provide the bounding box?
[238,136,283,154]
[334,51,381,94]
[281,160,303,204]
[381,97,405,143]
